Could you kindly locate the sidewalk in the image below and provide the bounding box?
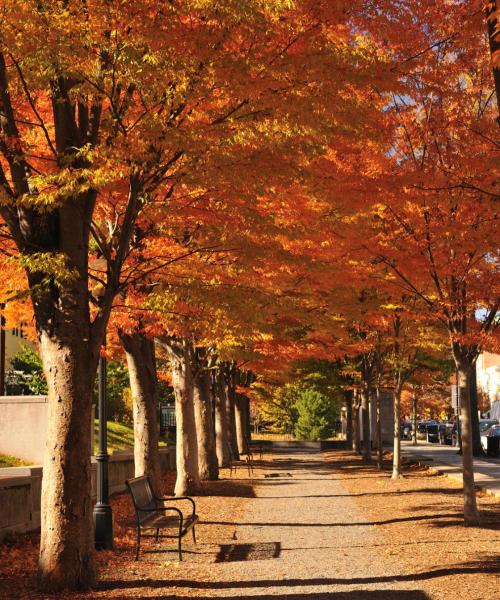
[401,441,500,498]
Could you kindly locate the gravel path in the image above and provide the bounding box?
[173,451,432,599]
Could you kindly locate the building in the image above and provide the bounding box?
[477,352,500,419]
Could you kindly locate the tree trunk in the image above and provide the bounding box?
[412,396,418,446]
[245,396,252,442]
[375,385,383,470]
[235,393,249,455]
[34,199,106,591]
[360,386,372,462]
[457,365,480,525]
[226,368,240,459]
[392,383,403,479]
[163,339,201,496]
[121,332,162,496]
[352,390,361,454]
[345,389,353,448]
[37,330,97,592]
[193,368,219,480]
[214,369,231,467]
[469,364,483,457]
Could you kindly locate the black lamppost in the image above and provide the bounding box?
[93,332,113,549]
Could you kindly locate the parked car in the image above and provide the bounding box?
[480,424,500,456]
[416,420,438,440]
[425,422,440,443]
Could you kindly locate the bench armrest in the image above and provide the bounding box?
[155,495,196,514]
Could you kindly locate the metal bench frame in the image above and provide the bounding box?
[126,475,198,561]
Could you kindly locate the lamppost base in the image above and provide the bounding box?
[93,503,113,550]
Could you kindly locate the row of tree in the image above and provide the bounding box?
[0,0,497,592]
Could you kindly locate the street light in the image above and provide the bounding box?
[92,285,113,549]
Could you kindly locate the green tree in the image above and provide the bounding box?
[10,344,48,395]
[102,361,132,423]
[294,388,338,441]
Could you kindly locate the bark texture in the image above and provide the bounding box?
[226,367,240,459]
[235,393,249,455]
[121,331,162,496]
[375,385,383,470]
[193,368,219,480]
[162,338,201,496]
[214,368,231,467]
[345,389,353,448]
[392,384,403,479]
[38,331,96,592]
[457,365,480,525]
[33,200,105,591]
[360,386,372,462]
[352,390,361,454]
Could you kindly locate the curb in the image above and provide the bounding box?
[402,454,500,500]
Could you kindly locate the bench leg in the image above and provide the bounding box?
[178,536,183,561]
[192,526,196,545]
[155,528,160,542]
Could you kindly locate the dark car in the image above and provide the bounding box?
[416,420,438,440]
[425,422,440,443]
[479,419,499,434]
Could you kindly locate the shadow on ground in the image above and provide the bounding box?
[100,555,499,592]
[106,592,430,600]
[199,480,256,498]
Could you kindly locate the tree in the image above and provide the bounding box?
[1,1,386,587]
[10,344,48,395]
[294,388,338,441]
[120,331,162,496]
[339,0,499,522]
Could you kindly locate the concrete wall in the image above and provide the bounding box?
[0,466,43,539]
[359,390,393,445]
[0,395,94,464]
[0,446,175,541]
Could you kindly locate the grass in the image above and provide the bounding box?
[0,454,32,468]
[93,420,168,455]
[1,421,168,466]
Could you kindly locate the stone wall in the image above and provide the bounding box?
[0,447,175,541]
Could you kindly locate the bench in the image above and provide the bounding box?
[126,475,199,561]
[228,441,254,477]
